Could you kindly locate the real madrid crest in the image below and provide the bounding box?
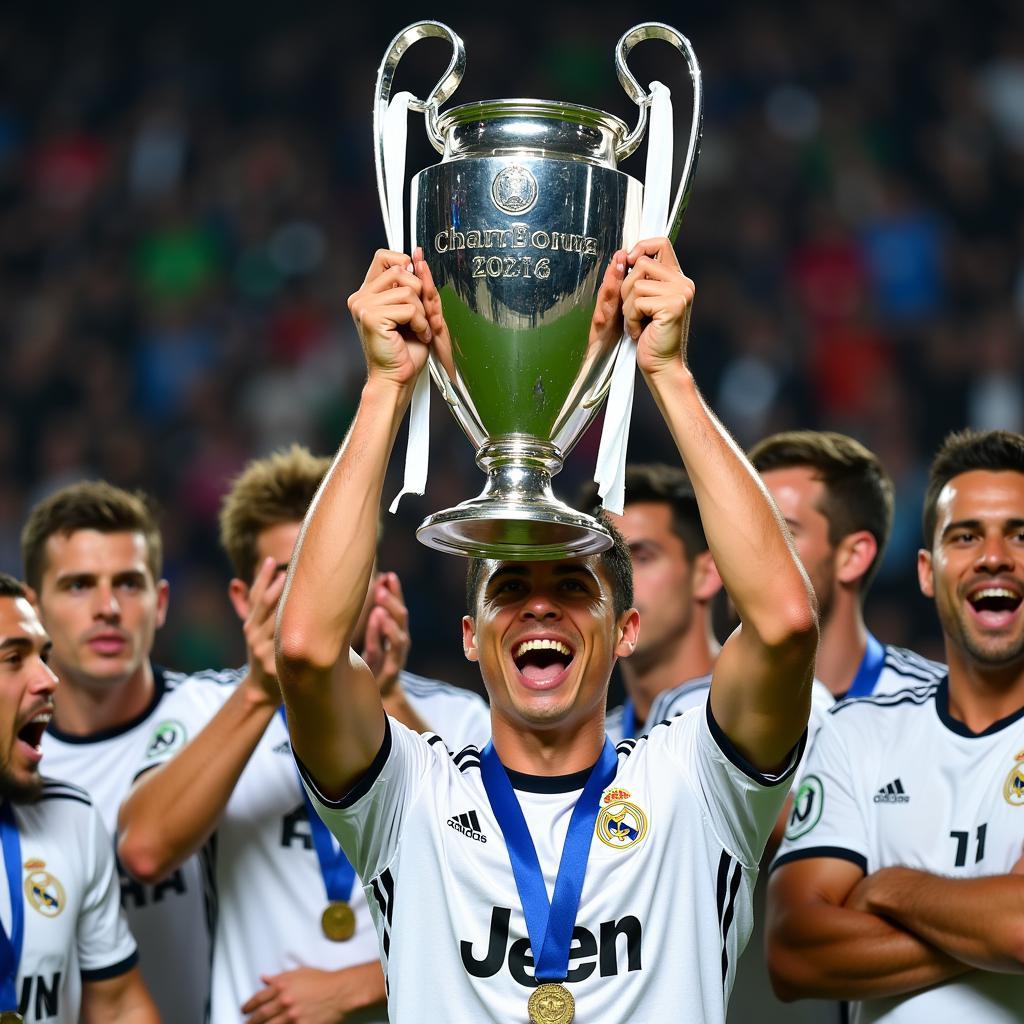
[23,859,65,918]
[596,789,648,850]
[1004,750,1024,807]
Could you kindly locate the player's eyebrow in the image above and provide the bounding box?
[0,637,33,653]
[940,519,982,540]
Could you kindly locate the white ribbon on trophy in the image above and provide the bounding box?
[377,90,432,514]
[594,80,674,515]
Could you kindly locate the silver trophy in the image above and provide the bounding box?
[374,21,702,559]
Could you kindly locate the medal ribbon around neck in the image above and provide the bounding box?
[845,632,886,699]
[277,709,357,907]
[0,802,24,1012]
[480,738,619,983]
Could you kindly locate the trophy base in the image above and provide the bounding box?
[417,501,612,560]
[415,439,612,560]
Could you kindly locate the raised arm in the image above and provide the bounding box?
[118,558,285,882]
[766,857,971,1001]
[625,237,817,770]
[276,248,432,797]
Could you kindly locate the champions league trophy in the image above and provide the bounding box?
[374,21,702,559]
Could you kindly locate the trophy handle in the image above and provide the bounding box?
[373,20,466,172]
[614,23,703,240]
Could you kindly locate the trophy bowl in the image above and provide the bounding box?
[375,23,701,559]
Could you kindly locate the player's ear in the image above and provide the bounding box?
[614,608,640,658]
[917,548,935,598]
[836,530,877,587]
[228,578,251,622]
[154,579,170,629]
[692,551,722,602]
[462,616,479,662]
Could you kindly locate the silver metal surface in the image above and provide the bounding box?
[373,22,702,559]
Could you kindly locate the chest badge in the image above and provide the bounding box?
[23,859,66,918]
[1003,750,1024,807]
[596,789,648,850]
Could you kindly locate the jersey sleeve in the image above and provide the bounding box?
[134,675,235,777]
[662,700,804,868]
[297,716,435,882]
[77,803,139,979]
[400,672,492,750]
[771,710,869,874]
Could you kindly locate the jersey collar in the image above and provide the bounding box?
[45,662,169,745]
[935,675,1024,738]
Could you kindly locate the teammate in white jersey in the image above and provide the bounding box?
[577,464,722,742]
[118,446,489,1023]
[768,429,1024,1021]
[22,481,210,1023]
[275,240,818,1022]
[0,573,157,1023]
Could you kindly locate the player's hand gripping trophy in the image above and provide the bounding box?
[374,21,702,559]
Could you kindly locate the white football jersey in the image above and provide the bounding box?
[138,668,489,1024]
[773,678,1024,1022]
[301,704,802,1023]
[39,665,211,1024]
[1,780,137,1022]
[604,674,712,743]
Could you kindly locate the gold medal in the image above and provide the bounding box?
[528,982,575,1024]
[321,900,356,941]
[0,1012,24,1023]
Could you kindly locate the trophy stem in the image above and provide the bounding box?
[416,437,612,561]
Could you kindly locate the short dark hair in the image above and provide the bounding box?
[577,464,707,559]
[0,573,27,599]
[465,513,634,617]
[922,429,1024,547]
[749,431,894,591]
[22,482,163,591]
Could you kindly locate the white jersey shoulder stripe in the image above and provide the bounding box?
[164,665,246,691]
[830,682,940,715]
[38,778,93,805]
[883,645,946,683]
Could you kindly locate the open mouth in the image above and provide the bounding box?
[16,713,51,752]
[967,586,1023,628]
[512,638,575,689]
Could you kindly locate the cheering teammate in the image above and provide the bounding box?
[118,445,489,1023]
[751,431,945,700]
[768,430,1024,1021]
[275,240,818,1022]
[24,482,210,1022]
[0,573,157,1022]
[578,464,722,740]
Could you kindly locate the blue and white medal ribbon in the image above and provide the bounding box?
[278,709,358,940]
[480,737,618,1016]
[0,802,24,1014]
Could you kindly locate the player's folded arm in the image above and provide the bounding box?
[766,854,969,1001]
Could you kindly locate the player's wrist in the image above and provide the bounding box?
[241,671,282,713]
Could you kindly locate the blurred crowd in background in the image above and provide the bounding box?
[0,0,1021,691]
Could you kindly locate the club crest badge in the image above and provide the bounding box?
[491,165,538,215]
[596,789,648,850]
[24,859,65,918]
[1003,750,1024,807]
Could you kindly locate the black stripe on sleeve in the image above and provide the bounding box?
[295,715,392,810]
[706,700,805,787]
[380,868,395,926]
[81,950,139,981]
[770,846,868,875]
[37,792,93,808]
[715,850,730,925]
[720,860,743,983]
[370,876,389,920]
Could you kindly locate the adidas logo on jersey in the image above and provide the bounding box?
[447,809,487,843]
[873,778,910,804]
[272,740,292,756]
